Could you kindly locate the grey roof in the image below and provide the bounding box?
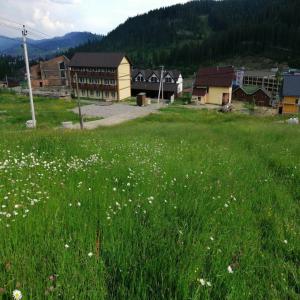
[132,69,182,81]
[69,52,131,68]
[282,75,300,97]
[244,69,277,78]
[131,82,178,93]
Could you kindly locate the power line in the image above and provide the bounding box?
[0,21,21,32]
[0,33,22,45]
[0,30,54,54]
[0,15,52,38]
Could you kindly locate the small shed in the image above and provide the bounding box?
[281,75,300,114]
[232,85,272,107]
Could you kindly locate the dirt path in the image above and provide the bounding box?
[69,103,164,129]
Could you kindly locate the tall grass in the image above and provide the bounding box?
[0,104,299,299]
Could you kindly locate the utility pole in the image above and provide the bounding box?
[22,25,36,128]
[75,72,84,130]
[161,67,164,102]
[157,65,164,104]
[5,75,8,88]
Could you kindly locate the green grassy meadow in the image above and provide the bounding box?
[0,92,299,299]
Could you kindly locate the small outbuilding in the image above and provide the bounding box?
[281,74,300,114]
[232,85,272,107]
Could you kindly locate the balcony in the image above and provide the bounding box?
[71,82,117,92]
[70,70,117,79]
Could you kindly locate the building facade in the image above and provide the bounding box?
[192,66,235,105]
[30,55,70,88]
[242,70,281,98]
[69,52,131,101]
[131,69,183,100]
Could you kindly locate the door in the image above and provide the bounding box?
[222,93,229,105]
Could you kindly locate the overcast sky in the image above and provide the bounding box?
[0,0,190,39]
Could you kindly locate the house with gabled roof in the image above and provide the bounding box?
[131,69,183,100]
[281,74,300,114]
[69,52,131,101]
[232,85,272,106]
[30,55,70,88]
[192,66,235,105]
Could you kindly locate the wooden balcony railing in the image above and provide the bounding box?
[71,82,117,91]
[70,70,117,79]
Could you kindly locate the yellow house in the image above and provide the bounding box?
[192,66,235,105]
[281,74,300,114]
[69,52,131,101]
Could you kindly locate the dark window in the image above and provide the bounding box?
[136,75,144,82]
[151,76,158,83]
[59,62,65,70]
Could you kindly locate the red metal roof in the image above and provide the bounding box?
[192,87,207,97]
[195,66,235,87]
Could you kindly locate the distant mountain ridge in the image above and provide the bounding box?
[0,32,103,58]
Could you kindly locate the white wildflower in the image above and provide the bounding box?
[88,252,93,257]
[198,278,206,286]
[13,290,22,300]
[227,265,234,273]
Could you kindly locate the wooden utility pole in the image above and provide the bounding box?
[75,73,84,130]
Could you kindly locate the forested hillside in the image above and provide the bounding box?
[67,0,300,73]
[0,56,24,80]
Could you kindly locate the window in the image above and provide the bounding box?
[59,62,65,70]
[111,92,116,98]
[60,70,65,78]
[90,90,94,96]
[150,75,158,83]
[104,79,109,85]
[81,90,86,96]
[136,74,144,82]
[165,77,172,83]
[96,91,101,97]
[110,79,115,85]
[105,91,109,98]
